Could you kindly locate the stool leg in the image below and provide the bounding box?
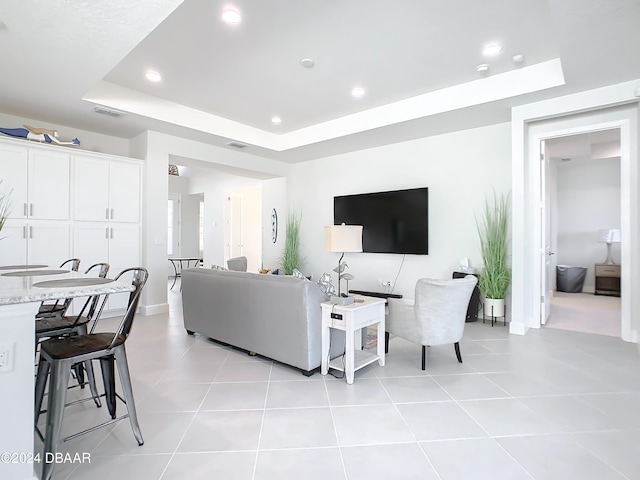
[114,347,144,446]
[421,345,426,370]
[34,356,50,423]
[99,355,117,419]
[42,359,71,480]
[83,359,102,408]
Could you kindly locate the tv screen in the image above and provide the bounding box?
[334,187,428,254]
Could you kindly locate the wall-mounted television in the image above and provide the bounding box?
[334,187,428,254]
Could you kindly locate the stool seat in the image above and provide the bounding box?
[40,333,126,359]
[36,315,91,335]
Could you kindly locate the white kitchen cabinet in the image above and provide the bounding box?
[72,156,141,223]
[71,222,141,313]
[0,137,143,317]
[0,144,70,220]
[0,220,70,267]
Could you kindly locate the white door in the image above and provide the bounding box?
[0,145,28,219]
[27,223,70,267]
[73,156,110,221]
[28,150,70,220]
[230,195,243,258]
[109,162,141,223]
[108,224,141,311]
[0,222,27,265]
[72,223,110,268]
[540,140,553,325]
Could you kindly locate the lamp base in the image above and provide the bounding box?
[330,295,355,306]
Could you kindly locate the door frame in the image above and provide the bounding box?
[510,81,639,343]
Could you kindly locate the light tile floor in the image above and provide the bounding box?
[35,282,640,480]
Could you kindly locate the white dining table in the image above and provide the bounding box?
[0,266,134,480]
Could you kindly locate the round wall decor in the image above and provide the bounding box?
[271,208,278,243]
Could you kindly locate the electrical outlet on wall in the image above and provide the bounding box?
[0,342,14,373]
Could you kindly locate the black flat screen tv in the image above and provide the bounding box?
[334,187,428,254]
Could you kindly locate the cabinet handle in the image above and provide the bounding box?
[23,226,27,239]
[106,208,110,220]
[110,208,114,220]
[29,226,33,239]
[110,228,113,239]
[29,204,34,217]
[23,203,27,216]
[106,227,109,239]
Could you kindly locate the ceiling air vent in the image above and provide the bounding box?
[93,106,126,118]
[226,141,248,149]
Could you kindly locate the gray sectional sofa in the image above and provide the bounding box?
[181,268,346,375]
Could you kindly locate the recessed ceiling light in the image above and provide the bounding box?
[512,54,525,65]
[482,44,502,56]
[145,70,162,82]
[476,64,490,74]
[221,7,241,24]
[351,87,365,98]
[300,58,315,68]
[271,116,282,124]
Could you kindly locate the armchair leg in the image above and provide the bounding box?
[454,342,462,363]
[421,345,426,370]
[384,332,389,354]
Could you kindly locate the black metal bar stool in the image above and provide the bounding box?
[34,267,148,480]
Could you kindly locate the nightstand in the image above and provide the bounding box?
[594,263,621,296]
[321,296,385,384]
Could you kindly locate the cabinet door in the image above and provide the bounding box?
[72,156,110,221]
[72,223,110,268]
[0,145,28,219]
[0,222,28,265]
[108,224,141,311]
[70,223,110,315]
[28,150,70,220]
[27,223,70,267]
[108,162,141,223]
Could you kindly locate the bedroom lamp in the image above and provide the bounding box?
[597,229,621,265]
[324,223,363,305]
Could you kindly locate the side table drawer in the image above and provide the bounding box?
[595,264,620,277]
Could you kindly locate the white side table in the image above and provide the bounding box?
[321,296,386,384]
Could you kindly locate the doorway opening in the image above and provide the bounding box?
[542,129,622,337]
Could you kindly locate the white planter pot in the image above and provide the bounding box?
[483,297,505,318]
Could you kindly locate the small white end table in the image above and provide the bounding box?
[321,296,386,384]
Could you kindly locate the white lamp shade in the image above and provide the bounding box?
[597,229,621,243]
[324,224,363,253]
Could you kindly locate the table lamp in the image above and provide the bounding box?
[597,228,621,265]
[324,223,363,305]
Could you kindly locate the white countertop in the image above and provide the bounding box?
[0,268,134,305]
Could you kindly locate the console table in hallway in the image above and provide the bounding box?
[168,257,202,289]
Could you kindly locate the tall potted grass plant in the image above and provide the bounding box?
[281,211,303,275]
[476,191,510,317]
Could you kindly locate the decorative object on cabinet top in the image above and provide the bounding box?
[168,164,179,176]
[0,125,80,146]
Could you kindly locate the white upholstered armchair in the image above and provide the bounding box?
[385,276,478,370]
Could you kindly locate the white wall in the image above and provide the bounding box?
[288,122,512,298]
[556,158,621,292]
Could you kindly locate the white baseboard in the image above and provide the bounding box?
[509,321,529,335]
[141,303,170,316]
